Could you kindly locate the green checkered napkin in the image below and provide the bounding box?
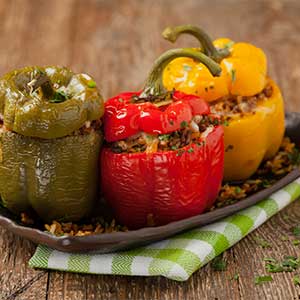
[29,178,300,281]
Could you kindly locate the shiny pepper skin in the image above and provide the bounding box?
[223,78,285,181]
[104,90,210,142]
[101,124,224,229]
[163,38,267,101]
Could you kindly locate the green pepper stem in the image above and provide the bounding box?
[140,48,222,98]
[162,25,229,62]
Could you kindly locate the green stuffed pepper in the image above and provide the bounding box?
[0,66,104,222]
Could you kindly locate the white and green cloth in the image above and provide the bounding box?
[29,178,300,281]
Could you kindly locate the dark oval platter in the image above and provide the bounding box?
[0,112,299,253]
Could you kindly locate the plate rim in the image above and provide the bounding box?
[0,112,299,253]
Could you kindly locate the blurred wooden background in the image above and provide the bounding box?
[0,0,299,111]
[1,0,300,299]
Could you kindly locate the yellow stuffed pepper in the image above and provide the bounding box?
[162,25,285,181]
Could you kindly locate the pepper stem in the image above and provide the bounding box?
[140,48,221,98]
[162,25,230,62]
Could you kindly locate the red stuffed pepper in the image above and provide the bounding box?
[101,48,225,229]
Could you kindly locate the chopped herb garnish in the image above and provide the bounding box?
[254,237,271,249]
[50,90,68,103]
[293,275,300,286]
[292,226,300,236]
[293,239,300,246]
[264,258,284,273]
[196,141,204,147]
[235,187,242,194]
[180,120,188,128]
[287,148,300,165]
[281,236,289,241]
[282,214,290,221]
[176,149,185,157]
[223,120,229,127]
[255,275,273,285]
[213,118,221,125]
[187,148,194,153]
[232,273,239,280]
[87,80,96,88]
[231,69,236,83]
[183,64,192,71]
[282,256,300,270]
[171,145,178,150]
[158,134,170,142]
[265,256,300,273]
[262,179,272,188]
[211,256,227,271]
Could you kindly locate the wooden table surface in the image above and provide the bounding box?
[0,0,300,299]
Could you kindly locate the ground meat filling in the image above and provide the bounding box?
[110,115,221,154]
[73,119,102,136]
[210,83,273,119]
[211,137,300,210]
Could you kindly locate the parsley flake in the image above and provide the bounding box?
[180,120,188,128]
[282,214,290,221]
[293,239,300,246]
[255,275,273,285]
[50,90,68,103]
[158,134,170,142]
[264,256,300,273]
[264,258,284,273]
[292,226,300,236]
[211,256,227,271]
[231,69,236,83]
[282,256,300,270]
[176,149,185,157]
[254,236,271,249]
[235,187,242,194]
[183,64,192,71]
[87,80,96,88]
[293,275,300,286]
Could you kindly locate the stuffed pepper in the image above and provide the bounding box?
[162,25,285,181]
[0,66,104,222]
[101,49,224,229]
